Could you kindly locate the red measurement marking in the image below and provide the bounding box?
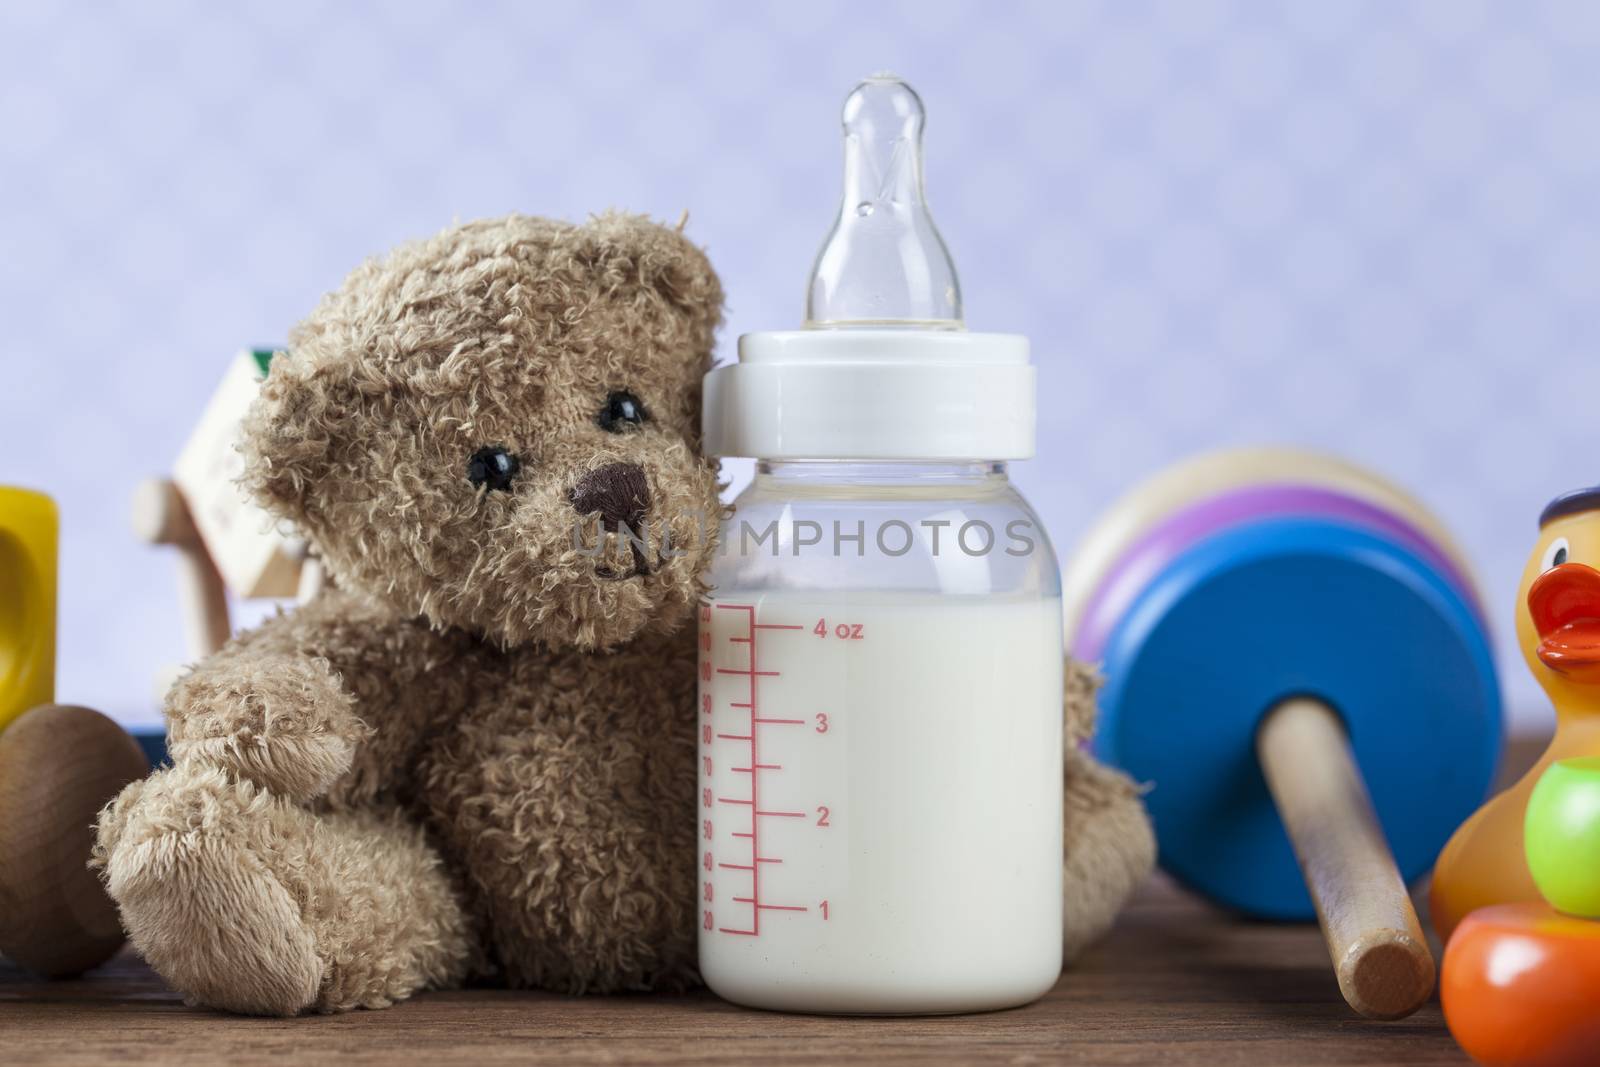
[735,898,807,914]
[747,605,762,935]
[707,602,813,939]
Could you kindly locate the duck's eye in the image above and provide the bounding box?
[1541,537,1571,572]
[467,446,520,492]
[598,390,647,433]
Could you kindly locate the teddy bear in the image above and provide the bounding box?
[92,212,1154,1015]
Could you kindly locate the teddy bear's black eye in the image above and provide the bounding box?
[466,446,520,492]
[598,390,648,433]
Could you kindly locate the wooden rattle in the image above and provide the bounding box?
[1066,449,1502,1020]
[133,349,320,710]
[130,477,231,660]
[167,349,305,601]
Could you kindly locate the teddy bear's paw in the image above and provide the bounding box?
[1062,748,1157,963]
[94,762,324,1015]
[165,653,368,801]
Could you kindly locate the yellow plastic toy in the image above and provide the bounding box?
[1432,486,1600,942]
[0,486,57,732]
[0,485,151,977]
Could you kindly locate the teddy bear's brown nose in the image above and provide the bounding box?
[568,462,651,531]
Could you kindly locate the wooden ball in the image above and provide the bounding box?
[0,704,149,976]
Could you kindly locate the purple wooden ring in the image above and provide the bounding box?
[1070,484,1488,663]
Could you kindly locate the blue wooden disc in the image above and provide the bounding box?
[1093,516,1502,920]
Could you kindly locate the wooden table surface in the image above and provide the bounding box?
[11,740,1545,1066]
[0,871,1471,1066]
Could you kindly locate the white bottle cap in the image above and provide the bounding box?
[703,74,1035,461]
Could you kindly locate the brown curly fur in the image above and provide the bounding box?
[92,212,1152,1016]
[1062,660,1157,961]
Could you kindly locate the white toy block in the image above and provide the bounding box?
[171,349,303,599]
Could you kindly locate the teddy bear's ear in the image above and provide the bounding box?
[238,348,355,529]
[573,212,725,344]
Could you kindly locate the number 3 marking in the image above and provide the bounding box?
[815,713,829,733]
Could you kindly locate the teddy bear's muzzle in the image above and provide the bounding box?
[569,462,654,579]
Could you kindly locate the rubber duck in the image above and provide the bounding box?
[1430,487,1600,942]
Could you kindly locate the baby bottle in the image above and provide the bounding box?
[696,74,1064,1014]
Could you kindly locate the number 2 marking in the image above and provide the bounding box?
[816,805,830,827]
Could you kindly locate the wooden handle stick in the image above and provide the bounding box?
[1256,697,1436,1020]
[131,479,231,658]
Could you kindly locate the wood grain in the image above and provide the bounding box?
[3,741,1540,1065]
[0,876,1468,1065]
[1257,696,1436,1020]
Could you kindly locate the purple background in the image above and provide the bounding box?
[3,1,1598,730]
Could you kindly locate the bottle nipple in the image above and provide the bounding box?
[805,74,963,330]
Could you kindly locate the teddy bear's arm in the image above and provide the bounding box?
[162,587,453,803]
[1061,658,1156,962]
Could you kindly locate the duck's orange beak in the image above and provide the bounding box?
[1530,562,1600,681]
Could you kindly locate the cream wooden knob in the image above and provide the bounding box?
[131,478,231,658]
